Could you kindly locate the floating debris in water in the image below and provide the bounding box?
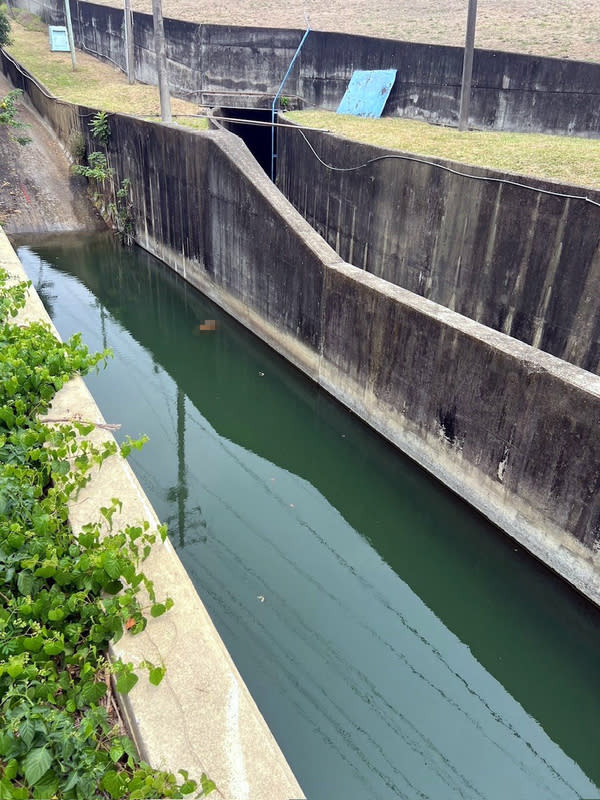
[194,319,217,333]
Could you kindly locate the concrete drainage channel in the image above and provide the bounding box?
[3,35,600,797]
[0,229,305,799]
[3,41,600,602]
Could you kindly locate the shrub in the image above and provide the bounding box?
[0,269,215,798]
[0,5,12,48]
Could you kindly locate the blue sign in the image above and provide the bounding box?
[49,26,70,52]
[337,69,398,118]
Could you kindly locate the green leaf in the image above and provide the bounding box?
[17,571,33,596]
[7,532,25,550]
[101,770,125,800]
[62,771,79,793]
[19,717,36,748]
[3,760,18,781]
[200,773,217,796]
[150,602,166,618]
[103,551,121,579]
[77,775,95,798]
[6,657,24,679]
[0,733,15,757]
[34,561,56,579]
[122,736,138,760]
[148,666,165,686]
[0,777,19,800]
[22,747,52,786]
[0,406,15,428]
[109,742,124,763]
[80,680,107,706]
[43,640,64,656]
[32,770,58,799]
[78,531,97,549]
[23,635,43,652]
[115,671,138,695]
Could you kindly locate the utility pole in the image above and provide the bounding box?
[123,0,135,84]
[64,0,76,70]
[458,0,477,131]
[152,0,171,122]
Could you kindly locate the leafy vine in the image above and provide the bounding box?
[0,270,214,799]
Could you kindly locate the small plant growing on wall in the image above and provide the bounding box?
[72,150,112,183]
[72,151,113,208]
[0,89,30,145]
[89,109,111,145]
[68,130,86,163]
[108,177,135,246]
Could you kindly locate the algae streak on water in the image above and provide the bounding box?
[16,231,600,800]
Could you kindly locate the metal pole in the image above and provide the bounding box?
[152,0,172,122]
[271,25,310,183]
[124,0,135,84]
[458,0,477,131]
[64,0,76,70]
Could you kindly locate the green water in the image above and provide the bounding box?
[15,232,600,800]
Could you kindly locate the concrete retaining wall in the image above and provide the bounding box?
[278,123,600,374]
[4,48,600,606]
[6,0,600,135]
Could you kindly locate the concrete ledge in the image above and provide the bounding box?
[0,227,305,800]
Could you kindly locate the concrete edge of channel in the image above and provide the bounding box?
[0,227,306,800]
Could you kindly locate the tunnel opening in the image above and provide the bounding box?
[214,107,274,177]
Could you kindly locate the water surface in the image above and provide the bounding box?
[15,233,600,800]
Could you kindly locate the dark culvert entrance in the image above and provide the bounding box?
[212,107,275,177]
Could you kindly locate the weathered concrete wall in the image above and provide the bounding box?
[6,0,600,135]
[278,124,600,374]
[5,47,600,606]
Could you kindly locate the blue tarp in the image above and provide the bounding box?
[337,69,397,118]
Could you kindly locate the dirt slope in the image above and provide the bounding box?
[0,73,104,234]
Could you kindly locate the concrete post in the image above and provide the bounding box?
[64,0,76,70]
[152,0,172,122]
[124,0,135,85]
[458,0,477,131]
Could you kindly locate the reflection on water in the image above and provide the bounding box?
[15,232,600,800]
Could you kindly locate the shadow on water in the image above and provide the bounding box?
[13,232,600,800]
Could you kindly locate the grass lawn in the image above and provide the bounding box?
[4,9,208,127]
[286,110,600,189]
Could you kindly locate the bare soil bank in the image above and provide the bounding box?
[0,74,103,233]
[92,0,600,63]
